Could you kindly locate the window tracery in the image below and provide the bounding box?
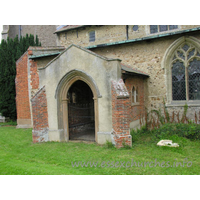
[171,43,200,101]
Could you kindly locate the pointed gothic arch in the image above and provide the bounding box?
[55,69,101,142]
[162,36,200,104]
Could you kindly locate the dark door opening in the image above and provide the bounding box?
[67,80,95,141]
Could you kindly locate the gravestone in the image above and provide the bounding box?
[0,113,5,123]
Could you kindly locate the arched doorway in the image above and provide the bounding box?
[56,70,101,143]
[67,80,95,141]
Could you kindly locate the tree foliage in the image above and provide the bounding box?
[0,34,41,119]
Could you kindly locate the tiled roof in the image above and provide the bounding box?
[121,63,149,77]
[28,46,65,50]
[29,52,62,59]
[55,25,87,33]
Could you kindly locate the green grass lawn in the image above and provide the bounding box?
[0,126,199,175]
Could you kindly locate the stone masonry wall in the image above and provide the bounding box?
[58,26,200,123]
[93,38,169,111]
[21,25,58,46]
[7,25,19,39]
[58,25,200,48]
[3,25,58,46]
[58,25,127,47]
[92,32,200,121]
[31,86,49,143]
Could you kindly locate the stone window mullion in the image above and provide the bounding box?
[184,48,189,101]
[185,64,189,101]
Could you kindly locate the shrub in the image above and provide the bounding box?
[130,129,139,143]
[0,120,17,126]
[105,140,115,148]
[122,139,132,149]
[130,125,150,143]
[152,123,200,141]
[131,123,200,143]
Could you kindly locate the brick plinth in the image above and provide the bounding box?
[112,79,132,148]
[31,86,49,143]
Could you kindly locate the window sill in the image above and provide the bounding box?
[166,101,200,107]
[131,102,140,106]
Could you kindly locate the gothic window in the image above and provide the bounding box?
[150,25,178,34]
[171,43,200,101]
[132,86,138,104]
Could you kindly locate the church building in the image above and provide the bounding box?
[15,25,200,148]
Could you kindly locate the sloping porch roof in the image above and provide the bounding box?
[121,63,149,77]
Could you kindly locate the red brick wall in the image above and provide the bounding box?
[112,96,130,134]
[111,77,145,148]
[15,52,31,120]
[124,76,145,122]
[111,80,132,148]
[31,86,49,130]
[31,86,49,143]
[30,60,39,90]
